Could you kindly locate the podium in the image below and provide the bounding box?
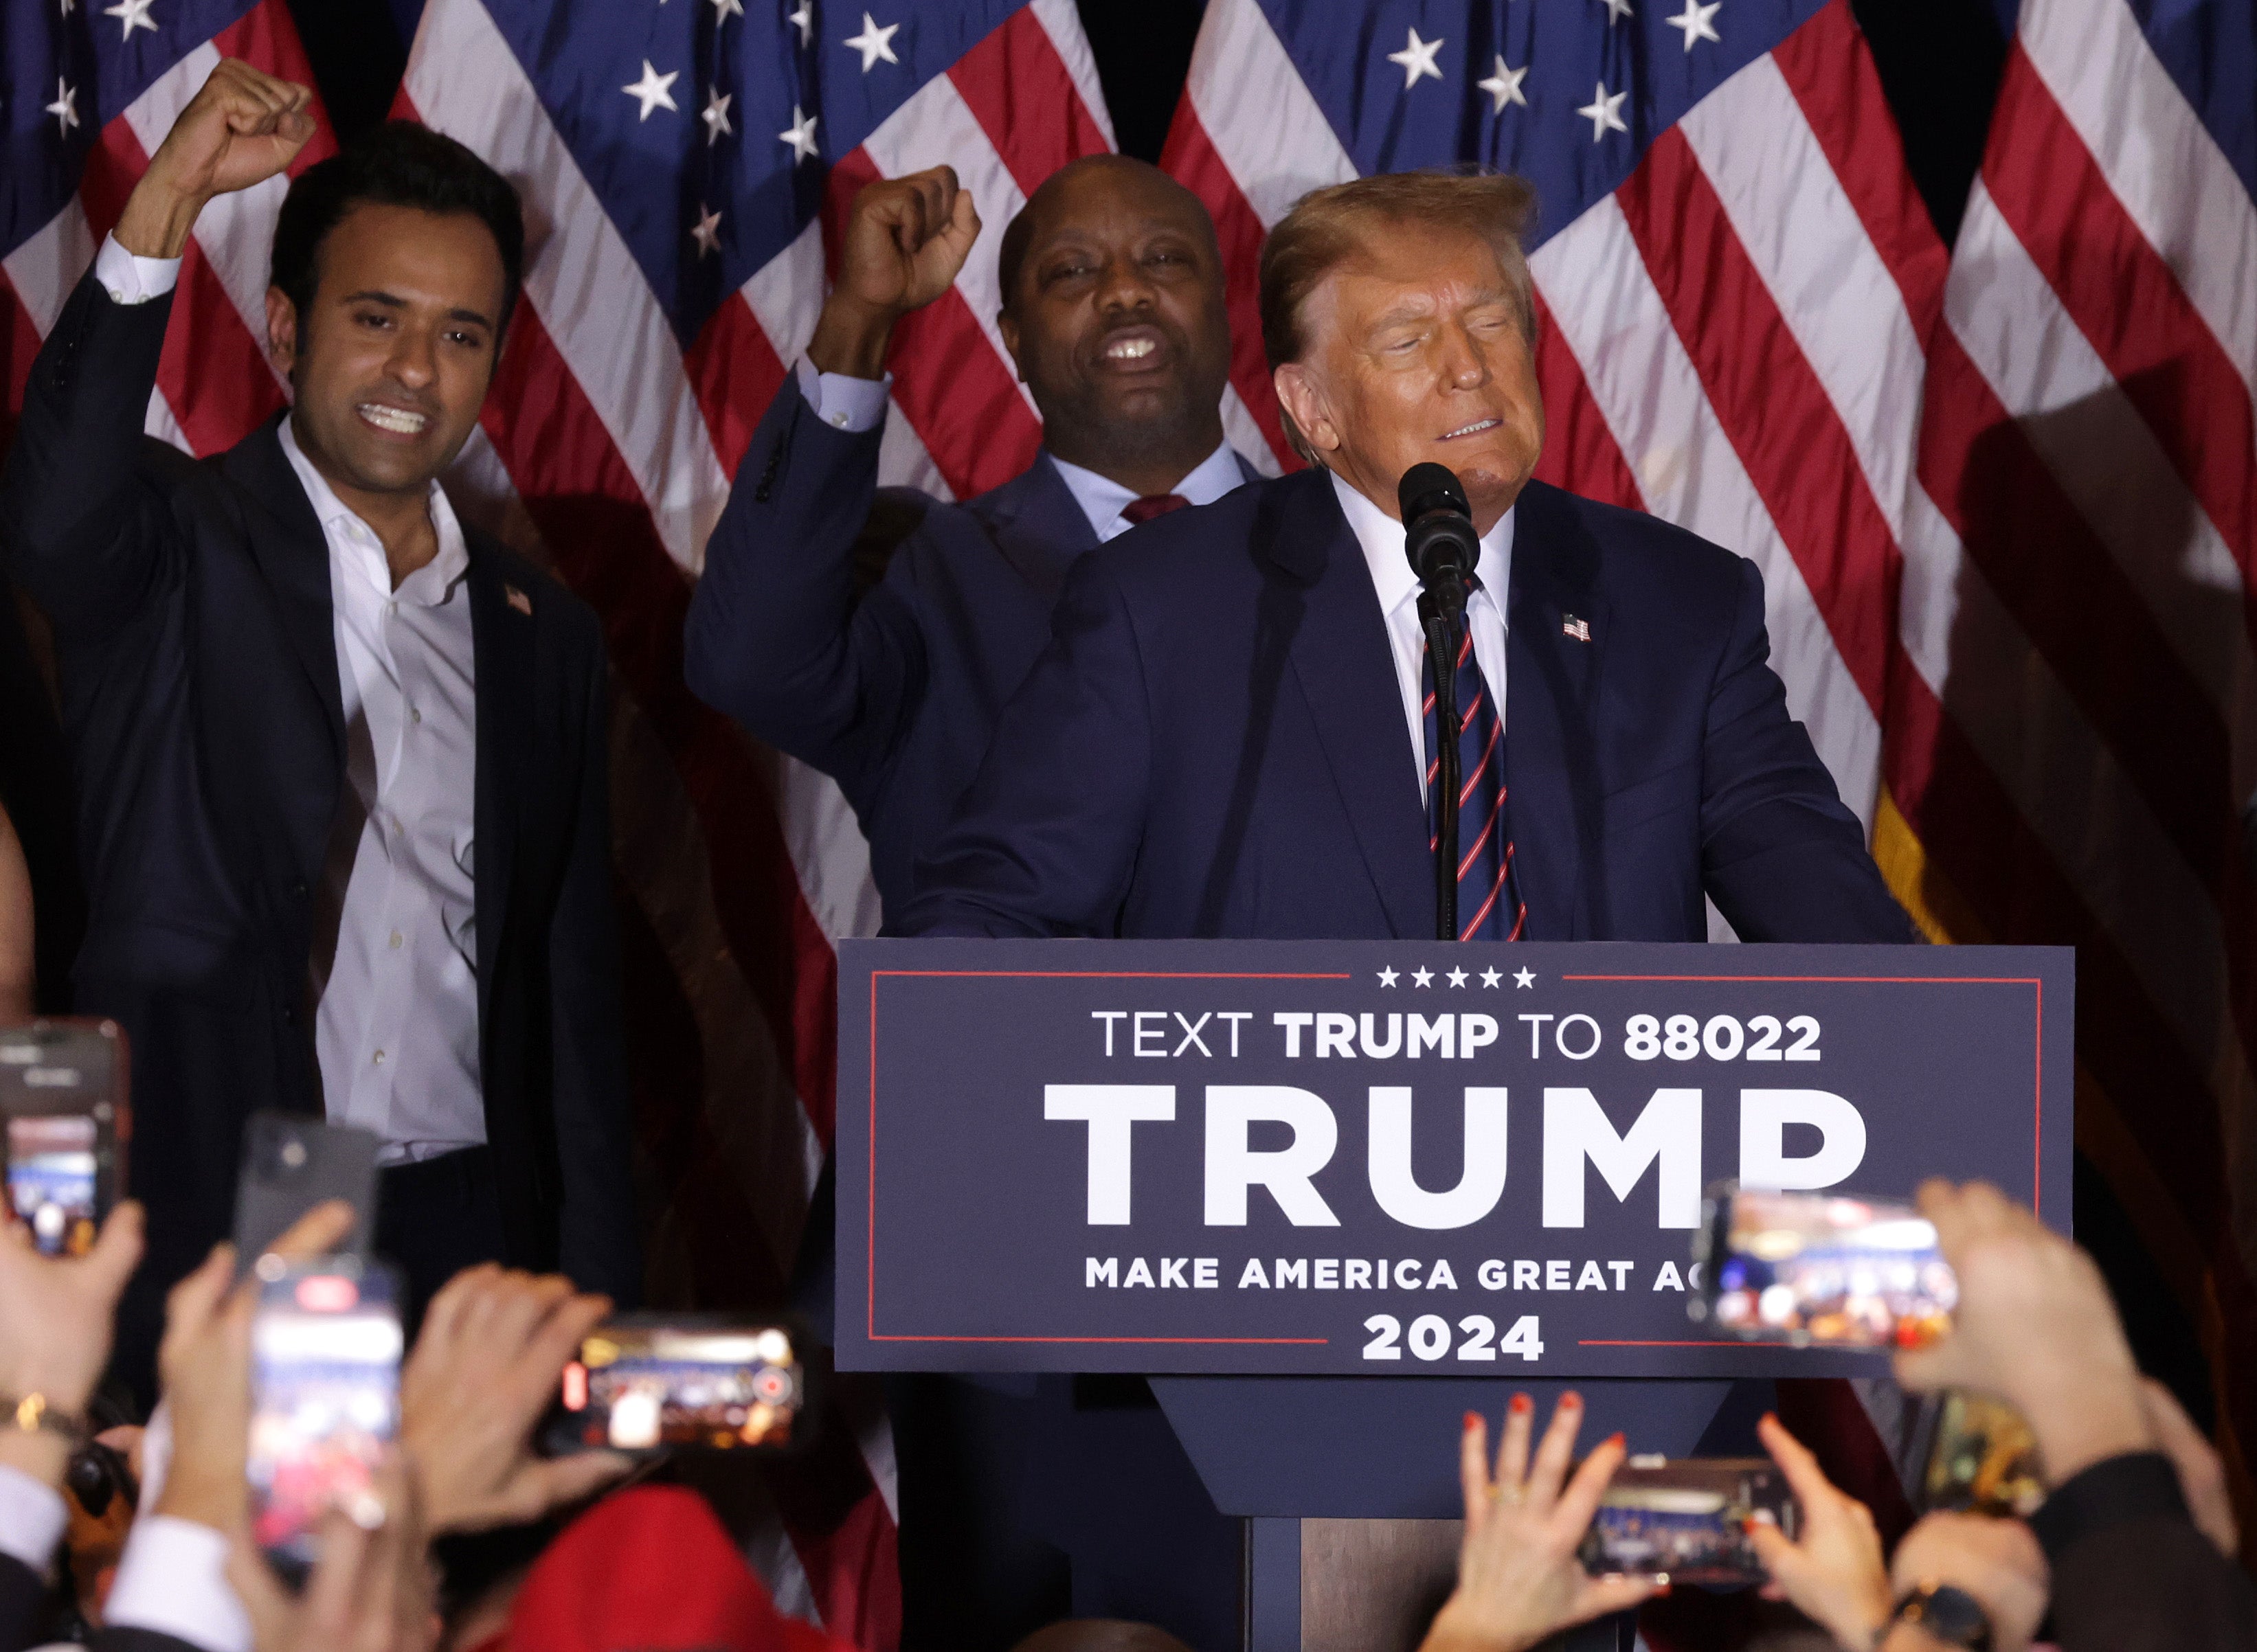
[838,939,2071,1650]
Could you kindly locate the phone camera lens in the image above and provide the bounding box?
[281,1140,308,1170]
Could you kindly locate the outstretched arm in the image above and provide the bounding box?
[684,168,978,801]
[1,60,315,640]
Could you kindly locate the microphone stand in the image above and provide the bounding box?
[1419,588,1463,942]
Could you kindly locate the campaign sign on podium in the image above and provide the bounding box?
[835,940,2070,1379]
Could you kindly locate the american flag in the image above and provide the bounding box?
[1165,0,2257,1535]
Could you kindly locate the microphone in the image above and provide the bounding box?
[1398,462,1479,624]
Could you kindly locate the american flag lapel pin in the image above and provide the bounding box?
[1562,613,1591,643]
[505,583,533,617]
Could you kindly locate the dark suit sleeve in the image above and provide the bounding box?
[894,556,1152,938]
[682,374,929,806]
[0,1550,44,1652]
[0,273,181,640]
[2029,1451,2257,1651]
[548,621,641,1304]
[1697,558,1916,943]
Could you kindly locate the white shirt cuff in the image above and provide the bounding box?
[0,1464,66,1574]
[93,231,183,306]
[795,356,890,433]
[104,1515,253,1652]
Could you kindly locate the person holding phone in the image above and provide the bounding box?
[0,59,640,1395]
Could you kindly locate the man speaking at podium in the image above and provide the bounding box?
[898,169,1913,948]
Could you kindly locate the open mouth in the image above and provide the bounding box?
[1094,325,1171,372]
[357,403,431,437]
[1441,418,1501,440]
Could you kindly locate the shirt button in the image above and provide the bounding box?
[392,817,405,836]
[390,931,403,949]
[831,411,848,427]
[372,1050,386,1067]
[410,706,422,725]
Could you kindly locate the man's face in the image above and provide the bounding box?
[1275,222,1545,533]
[998,161,1232,466]
[267,201,504,501]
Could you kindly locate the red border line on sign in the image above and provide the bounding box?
[866,968,1353,1346]
[1577,1339,1850,1348]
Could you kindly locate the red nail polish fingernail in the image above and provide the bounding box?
[1562,1390,1584,1408]
[1509,1393,1532,1415]
[1463,1410,1482,1433]
[1606,1432,1626,1449]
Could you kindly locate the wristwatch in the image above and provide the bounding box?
[1,1392,88,1447]
[1889,1581,1995,1651]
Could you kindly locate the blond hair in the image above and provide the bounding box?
[1259,171,1538,464]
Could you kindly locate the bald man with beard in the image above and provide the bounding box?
[686,157,1257,1649]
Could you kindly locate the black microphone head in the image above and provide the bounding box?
[1398,462,1470,527]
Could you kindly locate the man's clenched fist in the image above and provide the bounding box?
[807,166,981,380]
[116,58,316,260]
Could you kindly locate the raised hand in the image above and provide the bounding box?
[116,58,317,259]
[807,166,981,379]
[1419,1393,1657,1652]
[1892,1180,2153,1485]
[1887,1513,2050,1652]
[398,1264,629,1535]
[0,1202,143,1484]
[1746,1413,1893,1651]
[226,1451,440,1652]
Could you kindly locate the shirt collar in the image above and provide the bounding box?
[1046,440,1246,542]
[1329,469,1514,620]
[278,416,471,607]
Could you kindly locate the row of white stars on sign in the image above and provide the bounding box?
[1375,965,1539,988]
[1384,0,1722,143]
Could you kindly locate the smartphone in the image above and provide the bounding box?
[246,1255,401,1587]
[1690,1184,1956,1349]
[1579,1456,1799,1585]
[233,1113,379,1269]
[1922,1390,2044,1517]
[0,1020,128,1258]
[541,1315,810,1457]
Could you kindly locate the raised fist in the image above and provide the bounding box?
[807,166,980,379]
[116,58,316,259]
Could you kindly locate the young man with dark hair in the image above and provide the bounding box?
[0,60,640,1394]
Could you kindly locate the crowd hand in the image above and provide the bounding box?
[398,1264,629,1535]
[1883,1513,2048,1652]
[1418,1392,1657,1652]
[2137,1376,2238,1554]
[227,1451,439,1652]
[0,1201,143,1486]
[153,1200,357,1533]
[806,166,981,378]
[1893,1180,2154,1486]
[1744,1414,1891,1651]
[116,58,317,260]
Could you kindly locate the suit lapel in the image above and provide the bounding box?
[980,454,1100,604]
[224,420,346,759]
[1261,473,1433,939]
[467,541,534,1024]
[1503,482,1606,941]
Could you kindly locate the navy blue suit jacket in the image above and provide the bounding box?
[899,467,1913,944]
[684,374,1259,916]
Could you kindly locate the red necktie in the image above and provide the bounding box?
[1122,493,1190,525]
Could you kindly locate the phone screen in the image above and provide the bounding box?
[6,1114,99,1257]
[247,1261,401,1579]
[1696,1188,1955,1348]
[1579,1458,1797,1585]
[549,1322,804,1454]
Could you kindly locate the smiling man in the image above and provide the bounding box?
[901,168,1912,946]
[684,155,1254,918]
[0,63,639,1392]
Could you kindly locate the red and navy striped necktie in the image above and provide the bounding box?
[1422,586,1527,941]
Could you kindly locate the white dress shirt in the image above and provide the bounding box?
[281,422,484,1166]
[1329,470,1514,802]
[95,231,487,1165]
[796,359,1246,541]
[0,1462,65,1574]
